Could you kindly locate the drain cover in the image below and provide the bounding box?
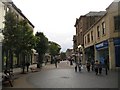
[61,76,70,79]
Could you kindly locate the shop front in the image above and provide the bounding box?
[95,40,109,64]
[114,38,120,67]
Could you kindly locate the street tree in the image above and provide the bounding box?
[35,32,48,68]
[3,10,35,73]
[48,41,61,56]
[17,20,35,73]
[60,52,66,60]
[3,11,18,70]
[48,41,61,63]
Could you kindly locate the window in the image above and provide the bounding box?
[114,16,120,31]
[6,7,9,12]
[87,34,90,43]
[97,26,100,38]
[91,31,93,41]
[4,6,6,10]
[85,36,86,45]
[102,22,105,35]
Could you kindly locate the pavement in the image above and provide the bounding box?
[2,61,119,88]
[2,61,75,88]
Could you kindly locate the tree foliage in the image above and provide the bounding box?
[35,32,48,67]
[3,11,18,51]
[48,41,61,56]
[17,20,35,54]
[3,11,35,73]
[60,52,66,60]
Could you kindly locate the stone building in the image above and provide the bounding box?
[74,11,106,64]
[84,1,120,69]
[66,49,73,59]
[0,1,36,67]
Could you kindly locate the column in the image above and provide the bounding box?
[108,39,115,70]
[82,48,86,64]
[94,45,98,61]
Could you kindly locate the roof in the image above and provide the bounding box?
[85,11,106,16]
[3,2,35,28]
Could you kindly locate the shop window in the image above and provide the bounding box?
[102,22,106,35]
[114,16,120,31]
[97,26,100,38]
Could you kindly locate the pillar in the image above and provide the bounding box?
[94,45,98,61]
[108,39,116,70]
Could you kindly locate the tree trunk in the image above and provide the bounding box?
[2,46,4,71]
[5,50,9,70]
[37,53,43,68]
[22,52,26,73]
[30,53,32,64]
[16,53,20,67]
[37,54,40,68]
[9,49,13,70]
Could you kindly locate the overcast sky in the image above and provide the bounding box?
[12,0,114,52]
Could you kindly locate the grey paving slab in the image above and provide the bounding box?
[27,61,118,88]
[4,61,119,88]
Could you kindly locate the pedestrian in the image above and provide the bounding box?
[78,60,82,72]
[75,63,77,72]
[26,62,30,72]
[104,57,109,75]
[94,60,99,75]
[91,59,94,71]
[98,61,102,75]
[54,56,58,68]
[86,61,90,72]
[70,58,73,65]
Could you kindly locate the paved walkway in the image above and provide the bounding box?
[2,64,39,88]
[0,61,80,88]
[2,61,119,88]
[4,61,74,88]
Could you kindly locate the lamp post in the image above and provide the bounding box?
[0,29,4,72]
[78,45,83,63]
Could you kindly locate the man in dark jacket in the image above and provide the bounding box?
[26,62,30,72]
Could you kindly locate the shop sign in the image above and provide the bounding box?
[96,41,108,50]
[114,38,120,46]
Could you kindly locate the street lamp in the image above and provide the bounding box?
[0,29,4,72]
[78,45,82,48]
[0,29,4,89]
[78,45,83,63]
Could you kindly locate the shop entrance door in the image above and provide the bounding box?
[115,46,120,67]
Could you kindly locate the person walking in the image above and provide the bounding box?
[75,63,77,72]
[98,61,102,75]
[94,60,99,75]
[78,60,82,72]
[104,57,109,75]
[26,62,30,72]
[91,59,94,71]
[86,61,90,72]
[54,56,58,68]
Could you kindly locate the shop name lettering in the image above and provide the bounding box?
[96,43,104,48]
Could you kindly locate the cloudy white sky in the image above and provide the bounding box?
[12,0,114,52]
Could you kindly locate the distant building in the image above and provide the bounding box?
[66,49,73,59]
